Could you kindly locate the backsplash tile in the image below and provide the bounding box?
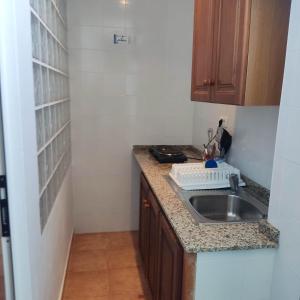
[30,0,71,232]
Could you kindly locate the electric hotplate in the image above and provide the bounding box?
[149,145,187,163]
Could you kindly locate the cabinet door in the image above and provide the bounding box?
[157,213,183,300]
[139,174,150,273]
[211,0,250,105]
[147,189,160,299]
[191,0,216,102]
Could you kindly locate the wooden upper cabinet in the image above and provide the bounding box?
[212,0,250,104]
[191,0,215,101]
[191,0,291,106]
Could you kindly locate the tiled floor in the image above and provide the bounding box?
[62,231,151,300]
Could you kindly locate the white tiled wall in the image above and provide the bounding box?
[268,1,300,298]
[67,0,195,232]
[30,0,71,231]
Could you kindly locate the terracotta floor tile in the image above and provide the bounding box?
[108,267,144,295]
[72,233,109,252]
[63,272,109,298]
[62,232,151,300]
[107,248,140,269]
[110,292,147,300]
[64,297,108,300]
[107,231,138,250]
[68,250,108,273]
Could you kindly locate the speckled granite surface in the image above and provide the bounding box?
[133,146,279,253]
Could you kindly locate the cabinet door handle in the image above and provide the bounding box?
[143,199,150,208]
[203,79,209,86]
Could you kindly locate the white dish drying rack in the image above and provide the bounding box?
[169,162,245,191]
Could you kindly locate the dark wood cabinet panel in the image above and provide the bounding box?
[157,214,183,300]
[191,0,291,106]
[191,0,216,102]
[147,189,160,298]
[139,173,184,300]
[212,0,250,105]
[139,174,150,272]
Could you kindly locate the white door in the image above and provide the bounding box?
[0,93,14,300]
[0,0,37,299]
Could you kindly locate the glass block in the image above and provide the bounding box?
[38,151,46,192]
[51,4,57,35]
[53,170,59,198]
[39,190,48,231]
[55,73,60,100]
[57,160,63,185]
[35,109,44,150]
[45,143,53,179]
[63,127,67,151]
[44,106,52,142]
[47,177,54,213]
[30,0,39,12]
[42,67,49,104]
[59,48,64,73]
[63,101,68,124]
[62,76,66,98]
[59,102,64,127]
[33,63,43,106]
[49,175,57,209]
[52,137,58,166]
[58,131,63,158]
[66,101,70,122]
[45,0,51,27]
[31,14,41,60]
[56,103,62,130]
[50,105,56,137]
[40,24,48,64]
[58,74,64,99]
[47,33,53,66]
[54,42,59,69]
[49,70,56,101]
[38,0,46,21]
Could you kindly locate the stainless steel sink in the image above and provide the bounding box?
[167,177,268,224]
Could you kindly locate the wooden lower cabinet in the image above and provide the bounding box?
[157,214,183,300]
[139,173,184,300]
[139,174,151,273]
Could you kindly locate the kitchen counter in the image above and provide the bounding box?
[133,145,279,253]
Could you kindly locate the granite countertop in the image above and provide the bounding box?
[133,145,279,253]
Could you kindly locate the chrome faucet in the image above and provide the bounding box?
[229,174,239,193]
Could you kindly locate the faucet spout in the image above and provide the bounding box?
[229,174,239,193]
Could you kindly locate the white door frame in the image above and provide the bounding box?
[0,0,39,299]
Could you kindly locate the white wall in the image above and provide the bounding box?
[67,0,195,233]
[0,1,73,299]
[195,249,275,300]
[268,1,300,299]
[192,103,279,189]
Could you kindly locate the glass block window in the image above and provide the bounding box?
[30,0,71,232]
